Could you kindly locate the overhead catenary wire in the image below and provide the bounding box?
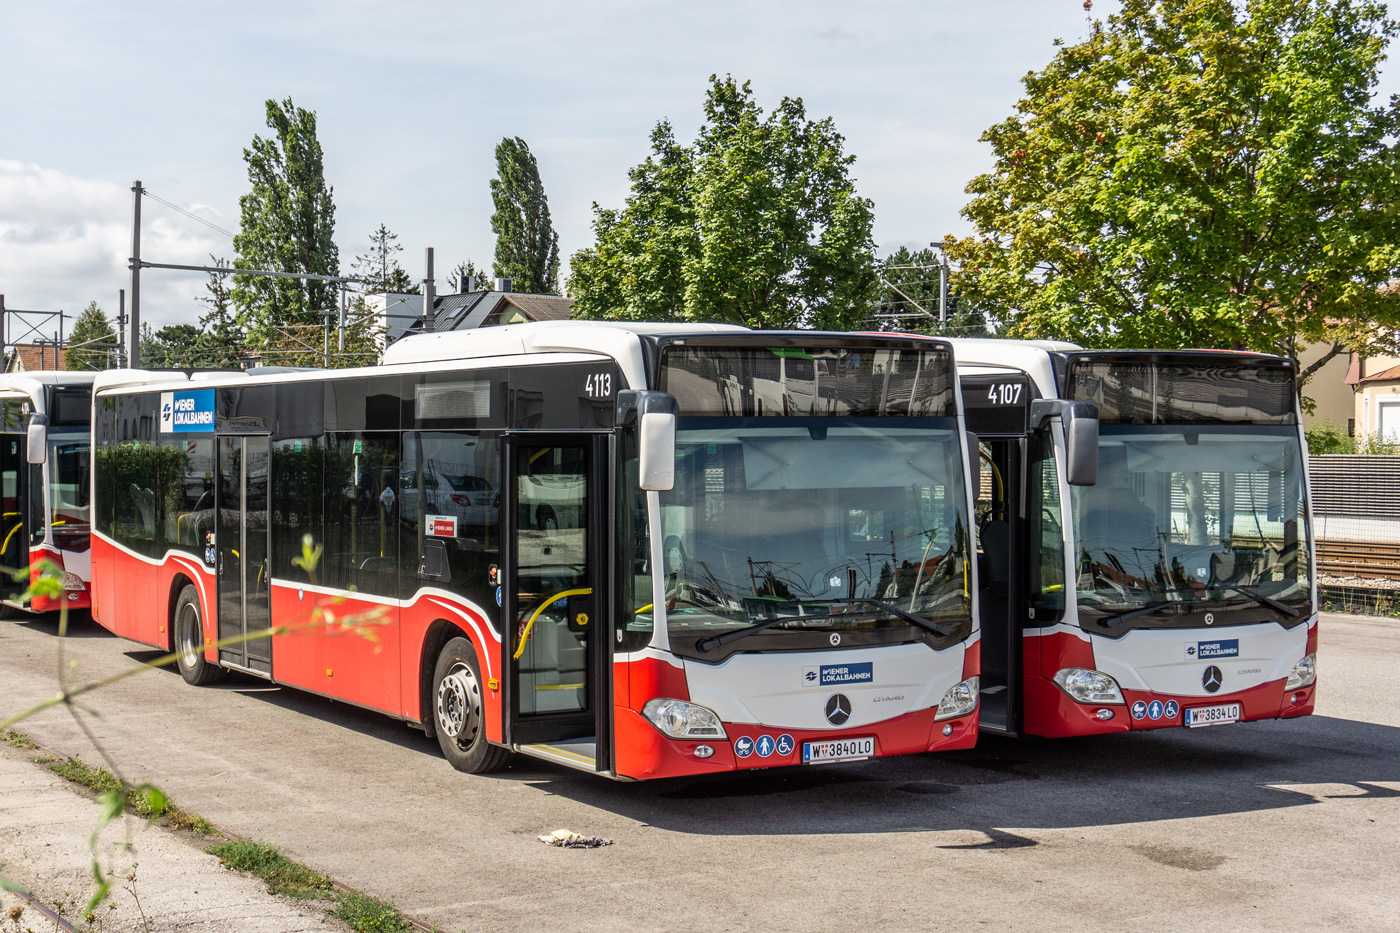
[142,190,237,240]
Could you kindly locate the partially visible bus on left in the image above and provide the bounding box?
[0,373,97,613]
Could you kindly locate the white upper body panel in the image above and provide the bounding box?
[945,338,1081,399]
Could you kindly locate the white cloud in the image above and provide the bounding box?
[0,160,228,338]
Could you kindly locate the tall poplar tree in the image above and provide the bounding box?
[232,97,340,348]
[490,137,561,294]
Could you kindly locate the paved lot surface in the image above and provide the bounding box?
[2,612,1397,933]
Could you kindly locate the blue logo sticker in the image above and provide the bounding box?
[1131,700,1148,720]
[734,736,754,758]
[159,389,215,433]
[776,734,795,756]
[1164,700,1180,718]
[1197,639,1240,660]
[756,735,776,758]
[803,662,874,687]
[495,586,502,607]
[1148,700,1164,720]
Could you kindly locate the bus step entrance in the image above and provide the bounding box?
[517,737,598,773]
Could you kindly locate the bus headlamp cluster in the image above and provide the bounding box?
[934,676,979,721]
[1054,668,1124,704]
[642,698,727,740]
[62,572,84,591]
[1284,653,1317,691]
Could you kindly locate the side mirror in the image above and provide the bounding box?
[617,390,678,491]
[1030,399,1099,486]
[26,413,47,465]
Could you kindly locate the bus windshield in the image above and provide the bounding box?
[1070,425,1311,626]
[49,428,90,530]
[658,420,971,655]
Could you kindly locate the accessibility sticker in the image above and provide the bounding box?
[1164,700,1180,718]
[1147,700,1164,721]
[1131,700,1148,720]
[735,736,755,758]
[776,734,795,756]
[756,735,776,758]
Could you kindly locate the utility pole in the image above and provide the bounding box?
[338,286,346,353]
[116,289,127,368]
[422,247,435,335]
[930,241,949,331]
[129,180,143,369]
[0,294,6,369]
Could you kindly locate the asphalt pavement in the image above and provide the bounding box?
[2,612,1396,933]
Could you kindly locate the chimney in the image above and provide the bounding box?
[462,274,474,294]
[495,276,512,293]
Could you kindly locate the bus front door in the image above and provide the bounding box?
[0,433,27,604]
[976,437,1025,734]
[503,435,610,772]
[216,435,272,676]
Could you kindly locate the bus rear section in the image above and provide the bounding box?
[89,322,980,781]
[0,374,95,614]
[951,342,1317,738]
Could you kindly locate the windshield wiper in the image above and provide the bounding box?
[1213,584,1302,619]
[1095,600,1179,628]
[694,597,954,653]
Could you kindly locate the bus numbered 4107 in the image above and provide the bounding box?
[948,341,1317,738]
[90,322,981,780]
[0,373,96,614]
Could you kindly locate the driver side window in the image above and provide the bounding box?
[1029,434,1065,623]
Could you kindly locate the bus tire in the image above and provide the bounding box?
[174,585,225,687]
[432,637,510,774]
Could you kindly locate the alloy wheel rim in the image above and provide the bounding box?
[178,604,199,669]
[436,662,480,746]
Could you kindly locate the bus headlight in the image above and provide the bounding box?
[1284,653,1316,690]
[934,676,979,721]
[62,572,84,591]
[642,698,727,739]
[1053,668,1124,704]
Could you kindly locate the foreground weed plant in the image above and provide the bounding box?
[1,730,35,749]
[205,840,333,899]
[332,891,416,933]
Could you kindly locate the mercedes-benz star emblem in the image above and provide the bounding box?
[825,693,852,726]
[1202,666,1223,693]
[829,632,841,646]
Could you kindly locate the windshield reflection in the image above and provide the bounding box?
[659,422,970,640]
[1071,426,1311,619]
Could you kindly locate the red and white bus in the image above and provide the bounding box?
[90,322,980,779]
[949,341,1316,737]
[0,373,96,614]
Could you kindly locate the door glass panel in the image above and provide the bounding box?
[513,444,589,715]
[0,435,24,597]
[217,438,242,658]
[244,438,271,663]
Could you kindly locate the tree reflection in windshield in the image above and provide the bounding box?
[659,423,971,637]
[1071,426,1310,616]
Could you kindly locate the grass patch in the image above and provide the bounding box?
[47,756,216,831]
[2,729,36,748]
[332,891,416,933]
[165,805,219,837]
[205,839,333,899]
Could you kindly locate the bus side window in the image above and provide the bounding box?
[324,433,400,598]
[1029,434,1065,622]
[620,452,654,654]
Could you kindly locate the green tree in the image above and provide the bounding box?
[67,301,117,370]
[490,137,561,294]
[870,246,991,337]
[446,259,493,292]
[569,75,878,330]
[194,256,246,369]
[948,0,1400,380]
[232,97,340,350]
[352,224,418,294]
[142,323,202,368]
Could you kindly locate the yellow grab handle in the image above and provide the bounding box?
[513,587,592,660]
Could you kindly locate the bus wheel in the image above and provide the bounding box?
[433,638,510,774]
[174,585,225,687]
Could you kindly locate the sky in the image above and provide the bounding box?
[2,0,1393,342]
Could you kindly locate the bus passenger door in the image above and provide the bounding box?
[503,435,610,771]
[0,433,27,603]
[976,437,1025,735]
[217,435,273,675]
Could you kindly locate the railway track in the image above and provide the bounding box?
[1317,540,1400,580]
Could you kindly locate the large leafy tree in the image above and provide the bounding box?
[948,0,1400,379]
[194,257,246,368]
[569,75,878,329]
[142,323,202,368]
[232,97,340,349]
[352,224,418,294]
[870,246,991,337]
[490,137,560,294]
[67,301,117,370]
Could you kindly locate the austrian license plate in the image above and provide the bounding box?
[803,736,875,763]
[1183,703,1241,728]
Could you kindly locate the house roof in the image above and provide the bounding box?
[492,293,575,323]
[1355,362,1400,385]
[5,343,68,372]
